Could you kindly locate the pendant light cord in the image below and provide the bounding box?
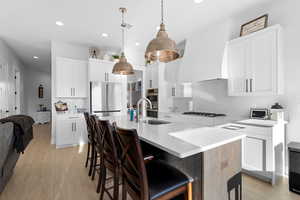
[161,0,164,24]
[121,10,125,54]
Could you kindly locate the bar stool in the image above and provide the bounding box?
[94,119,121,199]
[227,172,242,200]
[114,126,193,200]
[83,112,95,176]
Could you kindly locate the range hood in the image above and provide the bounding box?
[177,21,231,83]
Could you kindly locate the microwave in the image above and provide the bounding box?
[250,108,269,120]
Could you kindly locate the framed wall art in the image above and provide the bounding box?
[240,14,268,36]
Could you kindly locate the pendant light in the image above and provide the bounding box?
[112,8,134,75]
[145,0,179,63]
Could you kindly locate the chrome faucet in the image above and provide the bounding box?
[136,97,153,122]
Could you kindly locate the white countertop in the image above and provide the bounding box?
[235,119,288,127]
[99,115,245,158]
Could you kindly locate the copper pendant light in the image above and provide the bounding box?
[145,0,179,63]
[112,8,134,75]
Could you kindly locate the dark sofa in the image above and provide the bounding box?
[0,115,34,193]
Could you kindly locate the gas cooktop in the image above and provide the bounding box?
[182,112,226,118]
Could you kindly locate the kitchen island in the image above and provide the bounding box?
[100,115,245,200]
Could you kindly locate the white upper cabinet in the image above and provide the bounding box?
[165,59,181,83]
[56,57,88,98]
[145,62,159,89]
[88,59,124,83]
[227,25,283,96]
[178,22,230,83]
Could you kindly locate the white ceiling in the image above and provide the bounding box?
[0,0,274,73]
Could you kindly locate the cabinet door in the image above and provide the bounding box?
[56,58,72,97]
[73,60,88,97]
[56,120,75,146]
[89,59,114,82]
[75,119,88,145]
[243,136,266,171]
[165,59,181,83]
[151,63,159,89]
[227,40,249,96]
[145,66,152,89]
[250,30,277,95]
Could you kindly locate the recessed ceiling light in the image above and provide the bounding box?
[55,21,64,26]
[101,33,108,37]
[135,42,140,46]
[33,56,39,59]
[194,0,204,3]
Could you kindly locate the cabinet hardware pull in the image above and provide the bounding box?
[71,123,73,131]
[246,79,248,92]
[150,80,152,88]
[250,78,253,92]
[74,123,76,131]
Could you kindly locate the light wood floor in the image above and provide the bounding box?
[0,124,299,200]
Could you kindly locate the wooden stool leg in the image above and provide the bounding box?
[235,188,239,200]
[96,167,102,193]
[99,166,107,200]
[92,149,97,180]
[113,170,119,200]
[122,177,127,200]
[89,144,95,177]
[240,184,242,200]
[184,182,192,200]
[85,142,90,168]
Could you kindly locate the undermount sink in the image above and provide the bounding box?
[143,119,171,125]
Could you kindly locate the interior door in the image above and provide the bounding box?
[7,65,16,115]
[243,136,266,171]
[0,64,4,118]
[227,40,248,96]
[250,29,277,95]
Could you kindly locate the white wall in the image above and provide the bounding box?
[0,39,25,114]
[191,0,300,143]
[24,68,51,118]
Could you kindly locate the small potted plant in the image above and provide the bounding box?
[112,54,120,62]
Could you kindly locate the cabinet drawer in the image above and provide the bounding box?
[237,124,272,139]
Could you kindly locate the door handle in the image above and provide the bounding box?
[246,79,248,93]
[250,78,253,92]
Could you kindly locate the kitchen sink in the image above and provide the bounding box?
[143,119,171,125]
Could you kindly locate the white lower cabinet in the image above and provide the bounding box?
[243,136,266,171]
[56,115,87,148]
[225,120,286,185]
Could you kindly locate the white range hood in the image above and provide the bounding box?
[178,21,231,83]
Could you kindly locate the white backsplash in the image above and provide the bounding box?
[191,79,284,120]
[55,98,88,114]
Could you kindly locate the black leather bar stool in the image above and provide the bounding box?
[114,125,193,200]
[227,172,242,200]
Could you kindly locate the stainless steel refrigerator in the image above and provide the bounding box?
[90,81,123,116]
